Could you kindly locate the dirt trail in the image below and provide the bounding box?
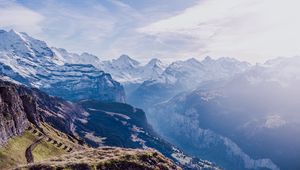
[25,137,44,163]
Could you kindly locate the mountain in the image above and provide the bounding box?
[10,34,248,105]
[100,55,142,84]
[0,29,125,102]
[51,51,169,100]
[111,54,141,69]
[0,78,220,170]
[151,56,250,89]
[128,57,250,109]
[140,58,166,81]
[53,50,167,85]
[52,47,101,65]
[149,56,300,170]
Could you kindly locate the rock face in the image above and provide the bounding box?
[0,29,125,103]
[20,95,40,126]
[0,86,29,145]
[0,79,83,145]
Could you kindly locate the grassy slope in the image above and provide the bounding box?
[32,139,66,162]
[0,123,76,169]
[21,147,182,170]
[0,131,36,169]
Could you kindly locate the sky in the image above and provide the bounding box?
[0,0,300,63]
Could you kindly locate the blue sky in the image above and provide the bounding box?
[1,0,300,63]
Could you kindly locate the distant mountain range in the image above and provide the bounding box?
[52,47,250,88]
[47,43,251,110]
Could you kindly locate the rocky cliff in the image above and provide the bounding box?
[0,85,29,145]
[0,79,82,145]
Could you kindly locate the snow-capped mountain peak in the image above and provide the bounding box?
[202,56,213,63]
[81,52,99,61]
[112,54,140,69]
[0,29,53,58]
[185,58,202,66]
[0,29,125,102]
[145,58,165,68]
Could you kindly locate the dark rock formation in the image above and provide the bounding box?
[0,79,83,145]
[20,95,40,126]
[0,86,29,145]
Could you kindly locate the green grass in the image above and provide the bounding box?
[0,127,69,169]
[32,139,66,162]
[0,131,36,169]
[22,147,181,170]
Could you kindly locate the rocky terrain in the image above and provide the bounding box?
[19,147,181,170]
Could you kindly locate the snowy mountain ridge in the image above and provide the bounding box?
[53,47,251,87]
[0,29,125,102]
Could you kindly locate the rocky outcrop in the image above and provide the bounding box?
[0,79,83,145]
[0,86,29,145]
[20,95,40,126]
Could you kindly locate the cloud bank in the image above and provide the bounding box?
[0,1,44,34]
[139,0,300,63]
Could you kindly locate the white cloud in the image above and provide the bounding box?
[26,1,119,57]
[264,115,286,129]
[0,1,44,34]
[138,0,300,63]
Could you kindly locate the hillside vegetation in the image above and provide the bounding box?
[18,147,181,170]
[0,124,83,169]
